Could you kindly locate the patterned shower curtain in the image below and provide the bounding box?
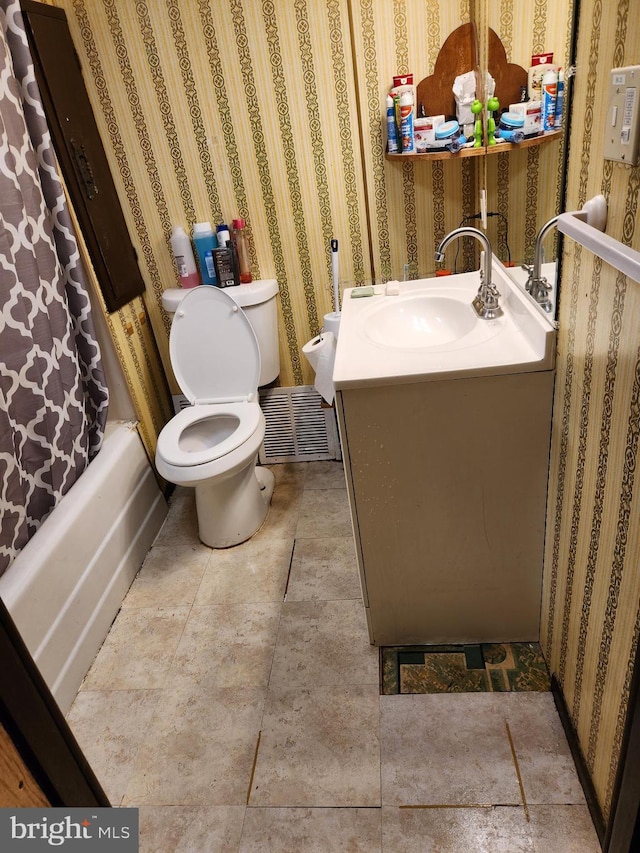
[0,0,109,577]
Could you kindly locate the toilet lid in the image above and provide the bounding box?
[170,286,260,403]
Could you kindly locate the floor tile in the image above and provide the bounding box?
[381,805,534,852]
[250,685,380,807]
[528,805,601,852]
[269,599,378,689]
[170,603,281,689]
[195,537,293,604]
[123,686,265,806]
[240,807,382,852]
[502,693,586,805]
[138,805,245,853]
[304,460,346,490]
[62,461,596,853]
[66,690,160,806]
[123,543,211,609]
[295,488,352,539]
[253,478,305,540]
[268,462,309,489]
[82,606,190,691]
[154,493,199,547]
[286,536,361,601]
[380,694,522,806]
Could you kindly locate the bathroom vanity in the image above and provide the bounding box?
[333,263,556,645]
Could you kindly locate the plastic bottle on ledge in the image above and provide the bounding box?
[399,91,414,152]
[216,223,231,247]
[192,221,217,285]
[541,68,558,131]
[386,94,399,153]
[232,218,252,283]
[554,68,565,129]
[170,225,199,288]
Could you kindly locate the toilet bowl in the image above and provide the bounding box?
[155,286,275,548]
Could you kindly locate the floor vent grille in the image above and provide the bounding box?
[171,388,341,465]
[259,386,341,463]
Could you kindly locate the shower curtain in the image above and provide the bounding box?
[0,0,109,577]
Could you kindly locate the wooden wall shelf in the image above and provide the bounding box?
[385,130,562,162]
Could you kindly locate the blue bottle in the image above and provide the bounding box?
[386,94,399,153]
[192,221,217,285]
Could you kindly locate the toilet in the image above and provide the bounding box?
[156,281,279,548]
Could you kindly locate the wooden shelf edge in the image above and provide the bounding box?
[385,146,485,162]
[487,129,563,154]
[385,130,563,162]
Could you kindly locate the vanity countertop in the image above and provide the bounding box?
[333,260,556,390]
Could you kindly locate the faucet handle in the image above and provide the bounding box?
[484,284,501,307]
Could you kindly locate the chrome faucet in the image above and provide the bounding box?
[524,215,558,312]
[435,226,503,319]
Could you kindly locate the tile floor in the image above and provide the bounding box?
[66,461,602,852]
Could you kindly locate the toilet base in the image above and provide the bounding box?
[194,461,275,548]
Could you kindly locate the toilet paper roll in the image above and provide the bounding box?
[302,334,324,372]
[323,311,341,340]
[302,331,337,405]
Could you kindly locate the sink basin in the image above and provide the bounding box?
[363,294,477,348]
[332,262,557,389]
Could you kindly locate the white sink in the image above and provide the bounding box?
[332,260,556,389]
[363,293,477,349]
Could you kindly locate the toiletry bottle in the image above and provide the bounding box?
[213,244,240,287]
[216,223,231,247]
[390,73,414,139]
[541,68,557,131]
[399,91,414,153]
[554,68,565,129]
[232,218,252,283]
[192,221,217,285]
[386,93,399,153]
[170,225,200,288]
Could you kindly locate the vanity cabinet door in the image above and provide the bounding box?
[337,371,554,646]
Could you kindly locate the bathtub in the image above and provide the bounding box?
[0,421,167,715]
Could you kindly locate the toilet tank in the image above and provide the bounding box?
[162,280,280,387]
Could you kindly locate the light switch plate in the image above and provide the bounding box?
[604,65,640,165]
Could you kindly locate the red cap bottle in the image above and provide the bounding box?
[232,218,252,283]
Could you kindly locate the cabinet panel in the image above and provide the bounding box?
[338,371,554,646]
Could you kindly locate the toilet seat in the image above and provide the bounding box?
[157,286,264,470]
[156,401,262,468]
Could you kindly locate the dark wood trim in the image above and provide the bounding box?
[0,598,109,807]
[20,0,146,313]
[604,634,640,853]
[550,674,605,845]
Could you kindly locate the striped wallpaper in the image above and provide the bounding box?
[541,0,640,821]
[485,0,573,265]
[40,0,638,823]
[48,0,571,415]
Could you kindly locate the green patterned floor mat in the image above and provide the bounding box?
[381,643,551,695]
